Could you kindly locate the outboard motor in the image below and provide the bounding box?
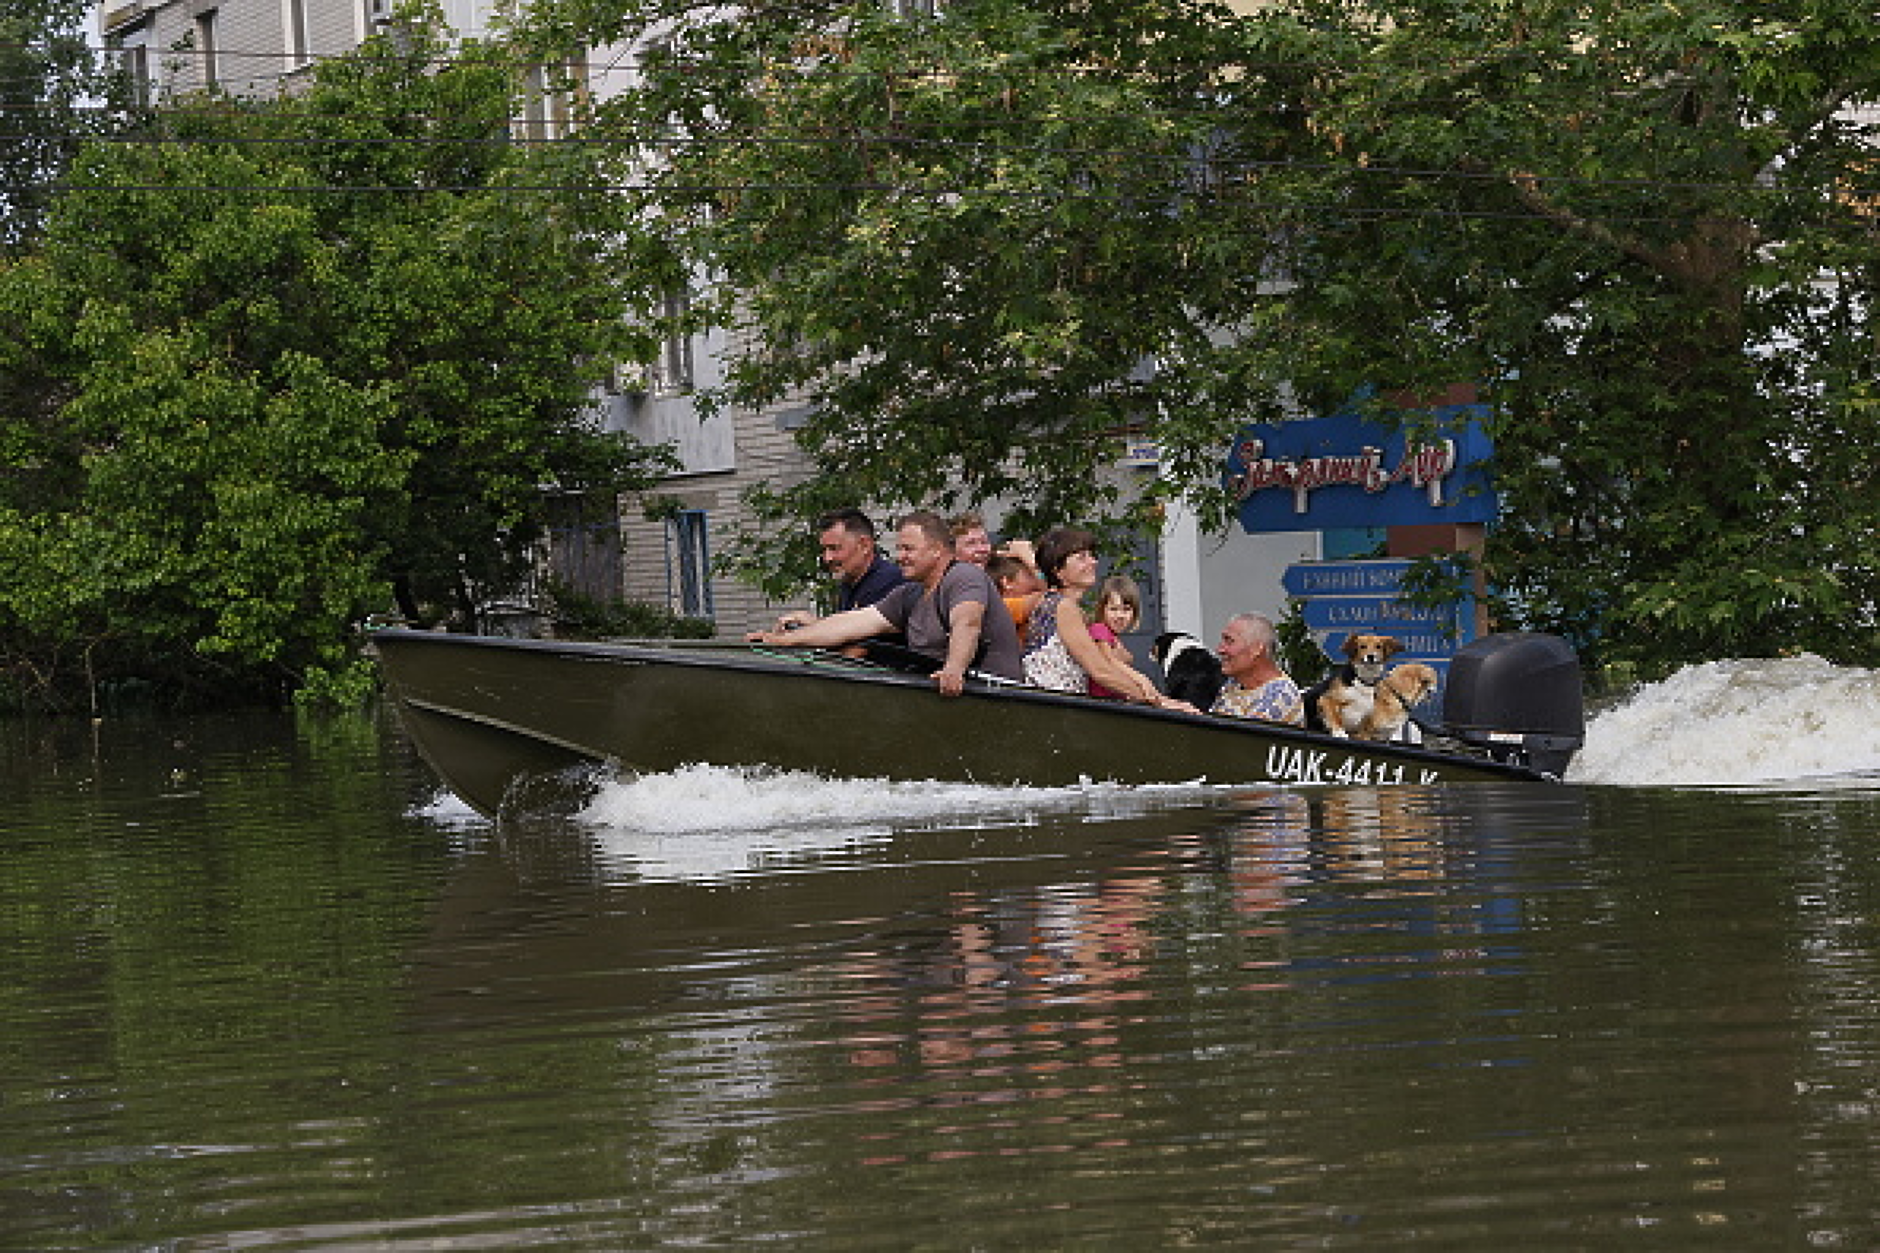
[1439,632,1585,777]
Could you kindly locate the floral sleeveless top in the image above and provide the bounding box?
[1021,591,1088,693]
[1212,676,1305,725]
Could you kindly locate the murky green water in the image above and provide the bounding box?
[6,710,1880,1247]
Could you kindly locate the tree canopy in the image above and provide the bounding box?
[537,0,1880,676]
[0,19,674,709]
[0,0,118,253]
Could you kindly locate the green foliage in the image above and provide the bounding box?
[552,0,1255,600]
[1300,0,1880,677]
[545,580,716,640]
[530,0,1880,675]
[1275,601,1329,690]
[0,17,675,709]
[292,656,381,710]
[0,0,122,253]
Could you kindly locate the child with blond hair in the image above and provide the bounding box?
[1087,574,1142,700]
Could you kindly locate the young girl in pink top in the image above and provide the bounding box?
[1087,575,1142,700]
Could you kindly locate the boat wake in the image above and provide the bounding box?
[409,762,1225,844]
[1569,654,1880,787]
[566,764,1224,883]
[412,790,487,829]
[577,762,1221,835]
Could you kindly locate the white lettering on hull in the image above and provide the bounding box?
[1264,745,1441,786]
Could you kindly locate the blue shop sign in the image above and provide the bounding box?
[1225,406,1497,533]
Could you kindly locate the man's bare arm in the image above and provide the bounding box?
[748,606,891,649]
[934,599,987,697]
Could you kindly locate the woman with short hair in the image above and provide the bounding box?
[1021,528,1175,707]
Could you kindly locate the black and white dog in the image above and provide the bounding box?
[1151,631,1225,710]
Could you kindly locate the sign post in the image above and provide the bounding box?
[1282,559,1476,682]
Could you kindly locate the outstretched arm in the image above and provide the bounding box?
[748,606,891,649]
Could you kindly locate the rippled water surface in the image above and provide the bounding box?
[6,664,1880,1248]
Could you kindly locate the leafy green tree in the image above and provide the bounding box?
[1252,0,1880,673]
[0,0,118,253]
[0,19,674,709]
[538,0,1880,674]
[541,0,1260,593]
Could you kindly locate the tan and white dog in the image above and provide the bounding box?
[1310,634,1440,742]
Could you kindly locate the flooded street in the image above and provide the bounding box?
[6,666,1880,1247]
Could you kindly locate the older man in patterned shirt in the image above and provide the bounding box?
[1210,613,1305,725]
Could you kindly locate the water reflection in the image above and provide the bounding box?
[13,708,1880,1247]
[398,782,1611,1231]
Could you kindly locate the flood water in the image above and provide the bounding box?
[6,659,1880,1248]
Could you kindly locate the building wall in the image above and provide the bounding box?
[614,445,806,635]
[104,0,361,100]
[608,320,734,475]
[308,0,365,57]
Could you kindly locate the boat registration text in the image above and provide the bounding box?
[1264,745,1441,787]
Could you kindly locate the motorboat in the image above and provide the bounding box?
[371,628,1586,817]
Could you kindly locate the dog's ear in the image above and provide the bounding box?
[1382,636,1403,657]
[1341,635,1364,659]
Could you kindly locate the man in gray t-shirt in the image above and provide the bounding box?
[748,510,1022,695]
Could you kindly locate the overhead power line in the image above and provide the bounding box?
[9,125,1878,207]
[27,29,1874,73]
[17,29,1863,96]
[11,177,1877,236]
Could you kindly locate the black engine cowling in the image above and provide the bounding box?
[1440,632,1585,777]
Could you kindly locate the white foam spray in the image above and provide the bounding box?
[577,762,1218,834]
[412,788,486,829]
[573,764,1224,882]
[1569,654,1880,787]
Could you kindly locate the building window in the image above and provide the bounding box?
[652,285,694,393]
[547,494,623,604]
[120,43,151,108]
[517,60,580,145]
[520,64,550,143]
[286,0,309,67]
[666,510,713,619]
[194,10,219,88]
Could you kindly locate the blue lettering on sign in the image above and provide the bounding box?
[1225,406,1497,532]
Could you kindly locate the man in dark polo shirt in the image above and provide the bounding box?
[773,508,906,631]
[749,510,1022,696]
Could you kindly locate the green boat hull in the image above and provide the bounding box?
[371,630,1560,817]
